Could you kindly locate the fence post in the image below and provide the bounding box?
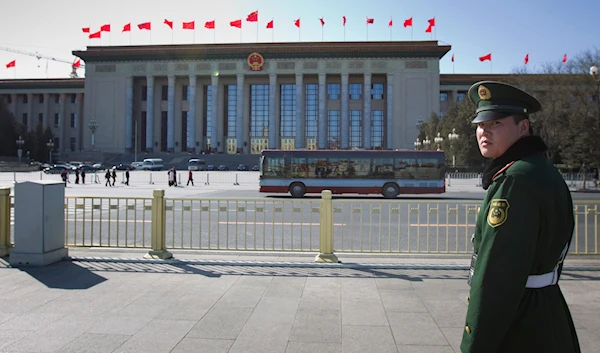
[447,174,451,187]
[149,172,154,185]
[315,190,339,263]
[476,173,482,187]
[144,189,173,259]
[205,173,210,185]
[0,188,11,257]
[234,173,239,185]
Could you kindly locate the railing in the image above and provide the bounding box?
[2,187,599,259]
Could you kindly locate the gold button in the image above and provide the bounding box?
[465,326,471,334]
[466,296,470,303]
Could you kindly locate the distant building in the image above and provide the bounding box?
[0,41,510,157]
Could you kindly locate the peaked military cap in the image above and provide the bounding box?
[468,81,542,123]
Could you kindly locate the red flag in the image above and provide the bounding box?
[73,59,81,68]
[182,21,195,30]
[266,20,273,29]
[366,17,374,24]
[246,11,258,22]
[403,17,412,27]
[100,24,110,32]
[320,18,325,26]
[294,19,300,28]
[562,53,567,63]
[89,31,101,39]
[164,19,173,29]
[388,18,393,27]
[122,23,131,32]
[524,54,529,64]
[428,17,436,26]
[205,20,215,29]
[82,27,90,33]
[138,22,151,30]
[451,54,454,62]
[425,25,432,33]
[5,60,15,69]
[230,19,242,28]
[342,16,346,26]
[479,53,492,62]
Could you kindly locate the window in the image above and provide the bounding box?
[225,85,237,137]
[182,85,188,101]
[22,95,28,104]
[349,84,362,100]
[371,110,384,149]
[439,112,445,118]
[71,94,76,103]
[457,93,466,102]
[327,84,340,100]
[54,113,59,128]
[22,113,27,126]
[280,84,296,137]
[39,94,44,104]
[70,113,76,128]
[440,93,448,102]
[38,113,43,125]
[350,110,362,148]
[250,84,269,137]
[70,137,76,152]
[54,94,60,103]
[327,110,340,149]
[141,86,147,101]
[372,83,384,100]
[305,84,318,140]
[161,86,168,101]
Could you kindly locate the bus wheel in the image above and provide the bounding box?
[289,183,306,198]
[382,183,400,198]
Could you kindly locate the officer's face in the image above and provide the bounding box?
[476,117,529,158]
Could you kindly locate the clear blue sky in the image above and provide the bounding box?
[0,0,598,79]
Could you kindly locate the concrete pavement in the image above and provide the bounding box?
[1,249,600,353]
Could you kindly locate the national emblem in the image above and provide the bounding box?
[487,199,510,228]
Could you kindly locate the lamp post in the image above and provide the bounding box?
[88,117,98,151]
[448,128,460,167]
[422,136,431,150]
[590,65,600,189]
[46,139,54,164]
[16,135,24,163]
[434,132,444,151]
[413,137,422,150]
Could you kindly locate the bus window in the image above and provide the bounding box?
[347,157,370,178]
[264,156,285,178]
[291,157,308,178]
[372,158,394,178]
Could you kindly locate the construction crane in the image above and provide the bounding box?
[0,46,84,78]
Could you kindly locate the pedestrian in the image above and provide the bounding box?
[111,167,117,186]
[60,170,67,186]
[187,169,194,186]
[75,169,80,184]
[81,170,86,184]
[461,81,579,353]
[105,169,111,187]
[125,169,130,186]
[168,168,174,187]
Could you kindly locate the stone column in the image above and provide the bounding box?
[59,93,66,152]
[295,73,304,149]
[318,73,327,149]
[76,93,84,151]
[210,74,219,152]
[236,74,244,152]
[26,94,33,132]
[363,73,372,149]
[167,75,175,152]
[10,94,17,119]
[43,93,49,129]
[340,73,349,149]
[386,74,394,149]
[268,73,277,149]
[187,75,197,153]
[145,75,154,152]
[125,76,133,152]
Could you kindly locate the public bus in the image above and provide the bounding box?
[259,149,446,198]
[188,158,206,171]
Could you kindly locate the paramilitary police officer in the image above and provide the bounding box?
[460,81,580,353]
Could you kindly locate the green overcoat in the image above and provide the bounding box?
[460,152,580,353]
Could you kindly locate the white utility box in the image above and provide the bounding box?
[10,180,68,266]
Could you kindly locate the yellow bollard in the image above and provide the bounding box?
[144,189,173,259]
[315,190,339,263]
[0,188,10,257]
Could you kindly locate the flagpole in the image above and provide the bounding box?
[344,25,346,41]
[490,61,492,74]
[129,21,132,45]
[411,26,413,40]
[366,23,368,41]
[213,29,216,44]
[193,29,196,44]
[272,17,274,42]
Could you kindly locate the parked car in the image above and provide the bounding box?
[251,164,260,171]
[43,165,71,174]
[207,164,215,171]
[237,164,248,171]
[113,163,132,170]
[77,165,100,172]
[217,165,229,171]
[131,162,144,170]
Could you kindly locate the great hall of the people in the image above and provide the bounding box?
[0,41,506,159]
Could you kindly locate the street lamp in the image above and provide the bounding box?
[16,135,24,163]
[590,65,600,190]
[448,128,460,167]
[414,137,422,150]
[422,136,431,150]
[434,132,444,151]
[88,117,98,151]
[46,139,54,164]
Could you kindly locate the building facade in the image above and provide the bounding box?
[0,41,510,157]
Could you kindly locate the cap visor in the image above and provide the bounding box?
[471,111,513,124]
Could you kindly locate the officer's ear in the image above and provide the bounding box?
[513,115,531,137]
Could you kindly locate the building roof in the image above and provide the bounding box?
[73,41,451,62]
[0,78,84,90]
